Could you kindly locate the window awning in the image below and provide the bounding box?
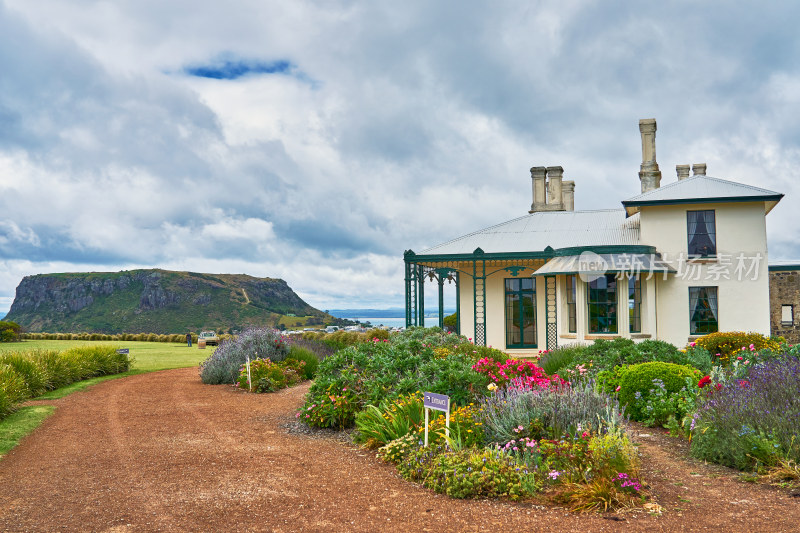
[532,253,676,277]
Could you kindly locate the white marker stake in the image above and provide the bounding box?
[246,354,252,392]
[424,407,429,447]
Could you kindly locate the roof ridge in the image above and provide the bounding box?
[624,174,782,203]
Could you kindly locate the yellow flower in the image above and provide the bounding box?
[487,383,498,391]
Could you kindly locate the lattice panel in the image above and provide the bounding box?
[547,323,558,351]
[546,276,558,351]
[475,324,485,347]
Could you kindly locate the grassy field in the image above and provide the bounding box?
[0,339,213,456]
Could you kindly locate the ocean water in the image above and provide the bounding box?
[353,316,440,329]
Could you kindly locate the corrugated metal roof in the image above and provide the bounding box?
[622,175,783,215]
[533,252,676,276]
[419,209,640,255]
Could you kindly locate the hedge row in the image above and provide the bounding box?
[0,345,131,419]
[19,332,232,344]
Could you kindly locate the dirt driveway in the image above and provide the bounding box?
[0,367,798,532]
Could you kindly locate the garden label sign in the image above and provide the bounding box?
[423,392,450,447]
[116,348,129,355]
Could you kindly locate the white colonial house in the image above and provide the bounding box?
[404,119,784,354]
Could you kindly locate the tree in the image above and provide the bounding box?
[0,320,22,342]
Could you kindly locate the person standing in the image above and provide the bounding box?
[186,332,192,347]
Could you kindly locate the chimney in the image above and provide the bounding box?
[692,163,707,176]
[638,118,662,193]
[529,167,547,213]
[562,180,575,211]
[546,166,564,209]
[529,166,570,212]
[676,164,690,180]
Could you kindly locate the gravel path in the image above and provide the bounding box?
[0,367,798,532]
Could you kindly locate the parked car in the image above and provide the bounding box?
[198,331,219,346]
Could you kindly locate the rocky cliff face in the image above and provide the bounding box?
[5,269,323,333]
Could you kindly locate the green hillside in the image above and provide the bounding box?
[4,269,329,334]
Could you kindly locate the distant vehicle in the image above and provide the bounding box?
[325,326,340,333]
[198,331,219,346]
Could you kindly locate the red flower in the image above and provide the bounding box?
[698,375,712,389]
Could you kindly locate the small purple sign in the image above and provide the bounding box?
[423,392,450,412]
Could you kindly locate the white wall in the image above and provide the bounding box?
[639,201,771,346]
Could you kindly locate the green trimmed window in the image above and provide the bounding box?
[628,276,641,333]
[566,274,577,333]
[588,274,617,334]
[687,210,716,257]
[505,278,537,348]
[689,286,718,334]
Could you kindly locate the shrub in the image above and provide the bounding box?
[58,345,131,378]
[378,433,419,465]
[355,393,425,448]
[539,345,586,375]
[200,327,288,384]
[449,343,509,364]
[443,312,458,329]
[236,358,304,393]
[569,338,708,376]
[30,350,75,390]
[634,376,699,429]
[397,443,537,500]
[616,362,701,421]
[0,352,49,397]
[287,336,336,361]
[0,346,129,420]
[285,345,319,379]
[694,331,780,363]
[588,430,641,480]
[301,328,392,351]
[301,328,488,428]
[425,403,485,448]
[472,358,565,389]
[480,381,625,443]
[0,364,27,418]
[0,321,22,343]
[691,356,800,470]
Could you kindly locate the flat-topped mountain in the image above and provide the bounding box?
[4,269,326,334]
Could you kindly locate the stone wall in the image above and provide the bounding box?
[769,268,800,343]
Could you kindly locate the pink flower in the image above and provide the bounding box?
[615,385,621,392]
[737,356,743,361]
[750,344,755,351]
[689,342,696,347]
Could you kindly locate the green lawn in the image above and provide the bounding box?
[0,339,211,372]
[0,339,213,456]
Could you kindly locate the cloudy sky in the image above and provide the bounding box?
[2,1,800,317]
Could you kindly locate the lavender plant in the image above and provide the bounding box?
[480,380,625,443]
[199,327,288,384]
[691,356,800,470]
